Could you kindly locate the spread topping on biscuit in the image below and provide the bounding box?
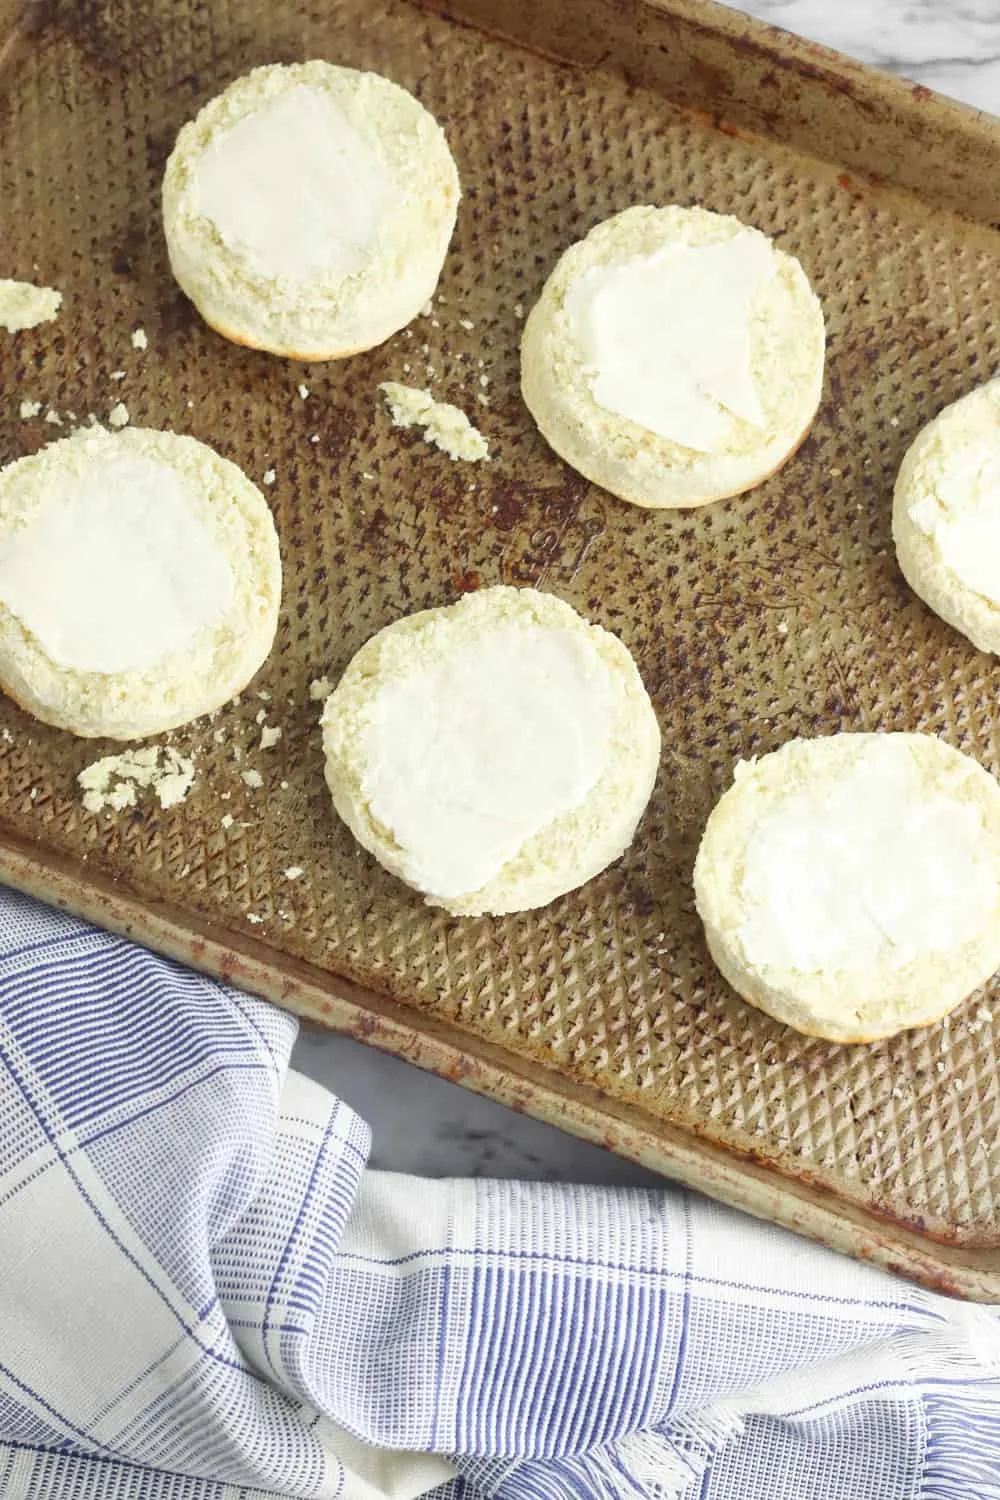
[360,623,614,898]
[909,436,1000,605]
[189,84,398,282]
[0,449,234,673]
[735,738,996,972]
[567,231,774,452]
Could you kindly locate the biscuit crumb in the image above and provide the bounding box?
[108,401,129,429]
[79,745,195,814]
[131,327,148,350]
[309,676,332,702]
[514,302,524,318]
[18,399,42,419]
[297,383,310,400]
[255,708,266,725]
[110,370,127,381]
[262,468,276,486]
[241,768,263,789]
[420,299,433,317]
[213,727,226,743]
[220,813,234,829]
[0,280,62,332]
[459,318,474,331]
[777,620,789,636]
[379,381,489,463]
[45,409,62,425]
[257,690,271,702]
[282,866,304,880]
[309,433,319,444]
[259,724,281,750]
[246,912,264,925]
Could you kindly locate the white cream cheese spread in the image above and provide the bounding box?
[909,436,1000,606]
[0,449,234,674]
[360,623,614,898]
[190,84,398,282]
[566,231,775,452]
[735,738,996,972]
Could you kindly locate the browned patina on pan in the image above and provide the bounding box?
[2,0,1000,1297]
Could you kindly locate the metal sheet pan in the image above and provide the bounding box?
[2,0,1000,1298]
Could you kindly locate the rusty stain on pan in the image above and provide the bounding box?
[2,0,1000,1298]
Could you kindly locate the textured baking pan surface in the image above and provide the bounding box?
[2,0,1000,1296]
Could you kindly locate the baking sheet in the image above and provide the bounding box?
[2,0,1000,1297]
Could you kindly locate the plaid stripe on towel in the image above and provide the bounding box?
[1,886,998,1500]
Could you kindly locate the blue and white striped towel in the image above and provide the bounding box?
[2,885,999,1500]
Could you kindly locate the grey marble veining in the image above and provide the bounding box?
[729,0,1000,112]
[292,0,998,1186]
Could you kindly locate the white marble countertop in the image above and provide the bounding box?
[293,0,999,1186]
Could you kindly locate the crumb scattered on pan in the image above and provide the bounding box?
[309,433,319,444]
[255,708,266,725]
[0,279,62,332]
[213,727,226,743]
[241,768,263,789]
[257,690,271,702]
[262,468,276,486]
[108,402,129,429]
[297,383,310,400]
[18,399,42,419]
[282,866,304,881]
[259,724,281,750]
[131,327,148,350]
[247,912,263,925]
[309,675,332,701]
[379,381,489,463]
[459,318,474,331]
[110,370,127,381]
[220,813,234,829]
[514,302,524,318]
[777,620,789,636]
[79,745,195,814]
[45,409,62,425]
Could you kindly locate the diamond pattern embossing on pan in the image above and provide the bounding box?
[1,0,1000,1244]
